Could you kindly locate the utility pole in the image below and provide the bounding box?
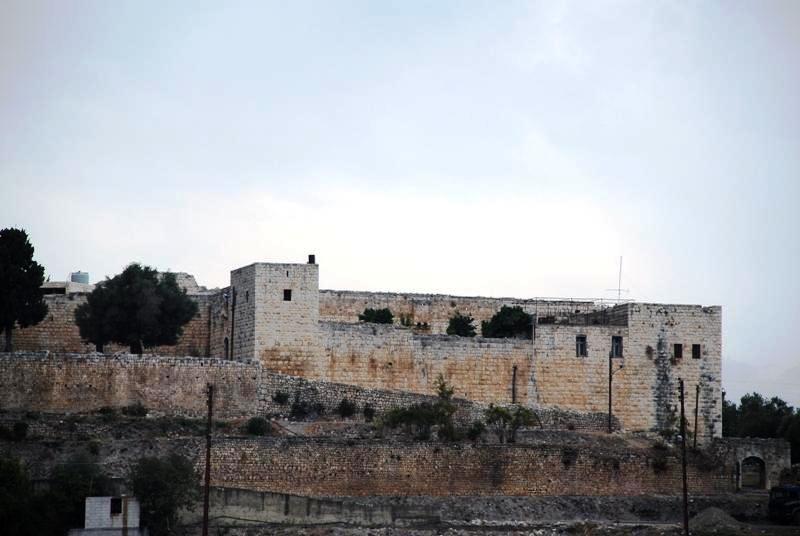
[608,351,612,433]
[679,379,689,536]
[694,383,700,450]
[202,384,214,536]
[608,350,624,433]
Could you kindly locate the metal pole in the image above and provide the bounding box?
[694,383,700,450]
[679,379,689,536]
[608,351,612,434]
[202,384,214,536]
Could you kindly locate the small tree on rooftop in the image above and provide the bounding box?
[446,311,476,337]
[358,307,393,324]
[481,306,533,339]
[0,228,48,352]
[75,264,198,355]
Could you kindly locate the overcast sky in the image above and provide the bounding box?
[1,1,798,405]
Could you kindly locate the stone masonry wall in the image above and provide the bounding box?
[530,303,722,442]
[0,353,261,418]
[209,437,734,497]
[320,290,598,335]
[0,353,615,433]
[258,322,533,405]
[9,292,214,358]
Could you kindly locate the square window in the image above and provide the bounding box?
[283,289,292,301]
[110,497,122,515]
[575,335,587,357]
[611,336,623,358]
[692,344,701,359]
[674,343,683,359]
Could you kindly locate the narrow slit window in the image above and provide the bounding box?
[576,335,587,357]
[283,289,292,301]
[674,343,683,359]
[692,344,701,359]
[611,336,623,358]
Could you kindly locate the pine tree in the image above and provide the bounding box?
[75,264,198,355]
[0,228,48,352]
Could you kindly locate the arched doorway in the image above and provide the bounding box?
[740,456,766,489]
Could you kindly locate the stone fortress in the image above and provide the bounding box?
[11,255,722,443]
[2,254,792,512]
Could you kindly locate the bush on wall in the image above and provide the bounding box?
[481,306,533,339]
[358,308,393,324]
[446,311,476,337]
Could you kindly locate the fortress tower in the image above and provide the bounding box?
[229,256,320,367]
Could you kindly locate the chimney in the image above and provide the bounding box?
[308,254,316,264]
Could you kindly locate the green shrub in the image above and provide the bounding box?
[122,402,148,417]
[337,398,357,418]
[290,397,309,420]
[358,307,393,324]
[651,451,669,473]
[384,377,457,441]
[214,420,231,430]
[129,454,200,536]
[97,406,118,423]
[245,417,269,436]
[561,447,578,468]
[363,404,376,422]
[484,404,540,443]
[466,420,485,441]
[12,421,28,441]
[446,312,476,337]
[437,421,462,442]
[272,391,290,405]
[481,306,533,339]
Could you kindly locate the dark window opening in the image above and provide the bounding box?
[41,287,66,295]
[283,289,292,301]
[245,290,249,303]
[674,343,683,359]
[692,344,701,359]
[223,338,229,359]
[110,497,122,515]
[611,336,623,358]
[576,335,587,357]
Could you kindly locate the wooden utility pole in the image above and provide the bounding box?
[608,351,613,433]
[694,383,700,449]
[202,384,214,536]
[679,379,689,536]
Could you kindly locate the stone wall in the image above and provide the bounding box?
[208,437,734,497]
[0,353,616,433]
[715,437,792,490]
[0,353,261,418]
[257,322,533,406]
[531,303,722,442]
[319,290,598,335]
[8,292,214,358]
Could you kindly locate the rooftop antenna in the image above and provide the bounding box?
[605,256,630,302]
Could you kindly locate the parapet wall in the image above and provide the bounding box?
[319,290,597,334]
